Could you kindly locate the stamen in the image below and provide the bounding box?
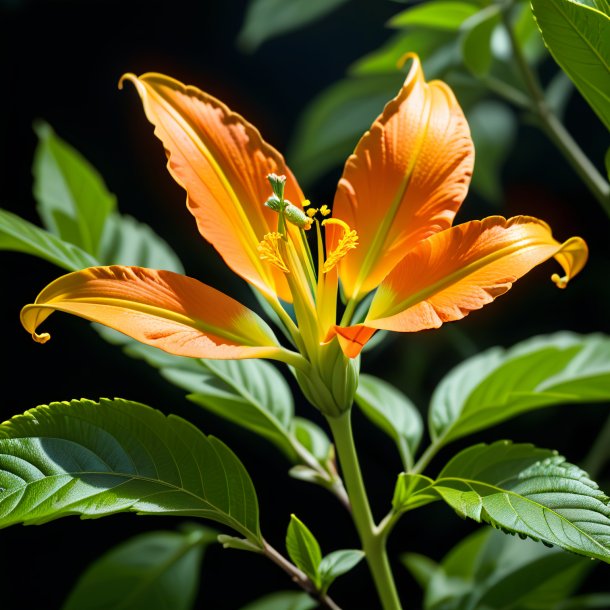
[302,199,311,207]
[319,204,331,217]
[33,331,51,344]
[258,232,290,273]
[551,273,567,289]
[322,218,359,273]
[306,208,318,218]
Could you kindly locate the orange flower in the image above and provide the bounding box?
[21,56,587,415]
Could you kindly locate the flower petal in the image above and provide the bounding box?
[333,216,587,357]
[329,54,474,301]
[120,73,305,302]
[20,266,285,360]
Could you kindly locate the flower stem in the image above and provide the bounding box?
[326,410,403,610]
[500,10,610,215]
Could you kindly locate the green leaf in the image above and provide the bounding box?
[0,398,262,545]
[33,121,116,257]
[467,101,517,204]
[0,208,99,271]
[558,594,610,609]
[392,473,438,514]
[355,374,423,470]
[62,525,217,610]
[319,549,365,593]
[429,332,610,444]
[605,146,610,180]
[412,526,593,610]
[291,417,332,463]
[173,358,297,461]
[237,0,348,52]
[287,74,404,188]
[241,591,317,610]
[389,1,480,30]
[217,534,262,553]
[531,0,610,132]
[99,213,184,272]
[460,5,501,76]
[286,514,322,587]
[433,441,610,562]
[400,553,439,590]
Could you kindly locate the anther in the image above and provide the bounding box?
[322,218,359,273]
[258,232,290,273]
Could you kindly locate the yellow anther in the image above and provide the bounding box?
[551,273,568,289]
[302,199,311,207]
[258,232,289,273]
[321,218,359,273]
[32,331,51,344]
[319,204,331,217]
[306,207,318,218]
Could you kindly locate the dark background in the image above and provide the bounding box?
[1,0,609,608]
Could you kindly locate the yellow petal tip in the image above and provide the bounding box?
[551,273,568,289]
[118,72,137,90]
[32,332,51,344]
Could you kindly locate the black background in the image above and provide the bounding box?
[2,0,609,608]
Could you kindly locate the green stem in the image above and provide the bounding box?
[500,10,610,215]
[327,410,403,610]
[410,437,445,476]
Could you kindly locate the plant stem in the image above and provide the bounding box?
[327,410,403,610]
[500,10,610,215]
[411,437,445,476]
[263,540,343,610]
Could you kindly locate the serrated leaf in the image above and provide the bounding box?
[433,441,610,562]
[392,473,438,514]
[355,374,422,470]
[241,591,317,610]
[33,121,116,257]
[62,525,217,610]
[460,5,501,76]
[237,0,348,52]
[287,74,404,188]
[389,1,479,30]
[0,208,99,271]
[467,101,516,204]
[429,332,610,444]
[531,0,610,132]
[0,398,262,545]
[99,213,184,272]
[319,549,364,593]
[286,514,322,587]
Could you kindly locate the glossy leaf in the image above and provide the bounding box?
[429,332,610,444]
[319,549,365,593]
[460,6,501,76]
[467,101,516,204]
[241,591,317,610]
[62,525,217,610]
[291,417,332,462]
[286,514,322,587]
[407,526,594,610]
[33,121,116,257]
[0,209,99,271]
[392,473,438,514]
[433,442,610,562]
[237,0,348,52]
[287,74,404,188]
[531,0,610,132]
[390,1,479,30]
[0,398,262,545]
[355,374,423,470]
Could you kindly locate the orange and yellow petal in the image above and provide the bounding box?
[120,73,305,302]
[329,54,473,302]
[20,266,283,360]
[333,216,587,357]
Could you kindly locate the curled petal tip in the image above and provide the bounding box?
[551,273,568,289]
[32,332,50,344]
[118,72,137,90]
[396,51,420,71]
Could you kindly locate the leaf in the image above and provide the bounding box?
[286,514,322,587]
[99,213,184,273]
[466,101,517,204]
[429,332,610,444]
[460,5,501,76]
[355,374,423,470]
[319,549,365,593]
[0,398,262,545]
[0,208,99,271]
[171,358,297,461]
[605,146,610,180]
[410,526,594,610]
[237,0,348,52]
[558,594,610,609]
[62,525,217,610]
[531,0,610,132]
[433,441,610,562]
[400,553,439,590]
[33,121,116,257]
[241,591,317,610]
[392,473,438,514]
[287,74,404,188]
[389,1,479,30]
[291,417,332,462]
